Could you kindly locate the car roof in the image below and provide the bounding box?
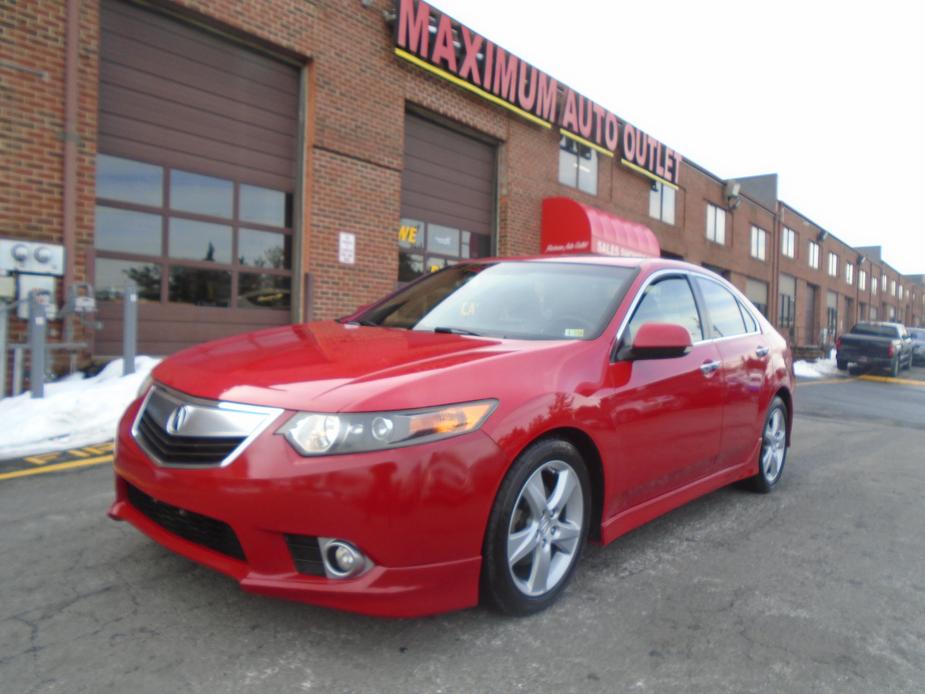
[479,254,714,276]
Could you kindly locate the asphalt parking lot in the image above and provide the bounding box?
[2,371,925,693]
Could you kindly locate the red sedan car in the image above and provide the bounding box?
[110,256,793,617]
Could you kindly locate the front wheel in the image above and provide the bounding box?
[745,397,788,493]
[481,439,590,615]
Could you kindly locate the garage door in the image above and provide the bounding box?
[93,0,300,355]
[398,114,495,281]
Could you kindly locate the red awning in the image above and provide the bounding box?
[541,197,660,258]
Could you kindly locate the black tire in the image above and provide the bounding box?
[481,438,591,616]
[836,359,847,371]
[889,357,899,378]
[902,354,912,371]
[744,396,788,494]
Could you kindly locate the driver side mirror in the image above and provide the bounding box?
[621,322,693,360]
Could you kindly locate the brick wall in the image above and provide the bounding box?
[2,0,921,379]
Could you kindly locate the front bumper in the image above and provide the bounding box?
[109,398,507,617]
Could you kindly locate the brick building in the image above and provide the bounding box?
[2,0,922,361]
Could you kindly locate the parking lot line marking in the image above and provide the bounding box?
[0,455,112,481]
[797,378,856,387]
[858,375,925,387]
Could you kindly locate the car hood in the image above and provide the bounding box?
[151,321,583,412]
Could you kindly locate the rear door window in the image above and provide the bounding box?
[694,277,747,338]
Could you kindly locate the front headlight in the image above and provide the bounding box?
[278,400,497,456]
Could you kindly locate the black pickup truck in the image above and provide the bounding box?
[836,321,914,376]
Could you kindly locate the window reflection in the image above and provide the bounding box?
[170,170,233,218]
[96,155,163,207]
[240,184,290,227]
[94,258,161,301]
[168,267,231,306]
[95,206,162,256]
[168,218,232,264]
[238,273,291,309]
[238,229,291,269]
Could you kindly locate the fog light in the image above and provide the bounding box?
[320,539,368,578]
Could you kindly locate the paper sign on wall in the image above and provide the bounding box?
[338,232,356,265]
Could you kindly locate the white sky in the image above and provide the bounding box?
[433,0,925,275]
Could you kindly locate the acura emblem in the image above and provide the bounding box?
[166,405,192,435]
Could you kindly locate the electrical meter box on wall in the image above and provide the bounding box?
[0,240,65,275]
[17,274,57,320]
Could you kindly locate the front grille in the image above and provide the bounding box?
[286,534,325,576]
[136,409,244,466]
[126,482,246,561]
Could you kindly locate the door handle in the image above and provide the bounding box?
[700,360,721,375]
[755,345,770,357]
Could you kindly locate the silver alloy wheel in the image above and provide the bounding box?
[506,460,584,597]
[761,407,786,483]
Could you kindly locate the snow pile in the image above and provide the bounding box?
[0,356,160,458]
[793,349,840,380]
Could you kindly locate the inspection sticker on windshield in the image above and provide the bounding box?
[564,328,585,338]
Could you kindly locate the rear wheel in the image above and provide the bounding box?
[890,357,900,377]
[836,359,847,371]
[745,396,788,493]
[481,439,590,616]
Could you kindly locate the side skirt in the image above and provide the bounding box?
[599,449,760,546]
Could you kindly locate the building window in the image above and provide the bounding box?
[872,275,878,295]
[898,284,903,300]
[746,278,769,318]
[706,204,726,244]
[94,154,293,310]
[558,135,597,195]
[882,274,888,292]
[781,227,796,258]
[648,182,675,225]
[826,291,838,340]
[750,226,767,261]
[778,274,796,336]
[827,252,838,277]
[808,241,820,269]
[891,279,897,296]
[859,270,867,291]
[845,263,854,285]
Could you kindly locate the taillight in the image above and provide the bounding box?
[835,337,842,350]
[887,344,895,357]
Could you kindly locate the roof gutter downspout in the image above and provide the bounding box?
[62,0,80,287]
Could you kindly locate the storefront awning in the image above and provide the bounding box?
[541,197,660,258]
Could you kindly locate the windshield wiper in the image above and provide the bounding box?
[432,326,483,336]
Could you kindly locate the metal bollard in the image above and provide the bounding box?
[123,281,137,376]
[28,292,47,398]
[0,301,8,398]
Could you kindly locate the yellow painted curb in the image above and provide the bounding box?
[0,455,113,481]
[858,374,925,387]
[796,377,856,387]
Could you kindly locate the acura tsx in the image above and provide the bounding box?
[109,256,793,617]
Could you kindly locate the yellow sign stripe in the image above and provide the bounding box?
[395,48,552,130]
[0,455,112,481]
[559,129,614,158]
[620,158,679,190]
[858,374,925,387]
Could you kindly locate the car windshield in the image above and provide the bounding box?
[851,323,899,338]
[351,261,636,340]
[909,329,924,340]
